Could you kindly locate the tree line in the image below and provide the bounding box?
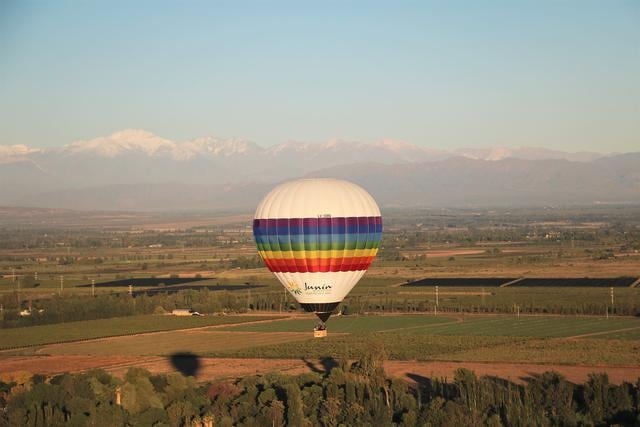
[1,346,640,426]
[2,285,640,329]
[0,289,292,329]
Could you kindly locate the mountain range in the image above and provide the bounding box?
[1,129,637,210]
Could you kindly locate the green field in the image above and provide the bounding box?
[39,330,312,356]
[437,338,640,366]
[584,328,640,340]
[223,314,640,338]
[208,314,640,366]
[408,315,640,338]
[207,333,522,360]
[4,313,640,367]
[0,315,283,350]
[222,314,456,333]
[206,330,640,366]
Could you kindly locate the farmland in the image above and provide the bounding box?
[224,314,640,338]
[223,314,457,333]
[3,313,640,370]
[510,277,639,287]
[403,278,517,287]
[1,205,640,386]
[210,314,640,366]
[402,277,640,287]
[0,314,283,349]
[38,330,313,357]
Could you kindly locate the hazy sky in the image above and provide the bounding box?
[1,1,638,151]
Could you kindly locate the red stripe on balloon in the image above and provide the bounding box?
[262,256,376,273]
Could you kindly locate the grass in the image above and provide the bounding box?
[0,315,283,350]
[210,314,640,366]
[39,330,312,356]
[206,331,640,367]
[222,314,640,338]
[583,328,640,340]
[4,313,640,367]
[222,314,457,333]
[440,338,640,366]
[206,332,521,361]
[407,316,640,338]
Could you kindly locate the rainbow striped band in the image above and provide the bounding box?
[253,216,382,273]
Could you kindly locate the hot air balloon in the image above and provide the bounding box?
[253,178,382,336]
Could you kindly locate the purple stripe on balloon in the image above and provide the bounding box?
[253,216,383,236]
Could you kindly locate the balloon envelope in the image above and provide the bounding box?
[253,178,382,322]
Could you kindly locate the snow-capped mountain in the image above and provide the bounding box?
[454,147,603,162]
[0,130,454,194]
[263,139,449,164]
[0,144,42,163]
[2,129,636,210]
[1,129,607,165]
[58,129,262,160]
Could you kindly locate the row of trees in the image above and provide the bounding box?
[383,217,640,247]
[2,284,640,329]
[0,289,293,328]
[342,297,640,317]
[2,347,640,426]
[0,227,254,250]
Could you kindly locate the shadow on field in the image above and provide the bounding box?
[170,352,201,377]
[406,373,457,396]
[483,375,517,387]
[406,373,433,388]
[302,357,339,375]
[408,372,520,389]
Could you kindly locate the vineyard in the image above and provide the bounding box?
[223,314,640,338]
[0,314,282,350]
[223,314,456,333]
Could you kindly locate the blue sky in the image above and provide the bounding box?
[1,1,638,151]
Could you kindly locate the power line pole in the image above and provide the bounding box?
[91,279,95,297]
[59,275,64,295]
[610,287,614,313]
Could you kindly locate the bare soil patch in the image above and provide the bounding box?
[385,360,640,385]
[398,291,492,296]
[2,356,638,385]
[409,249,486,258]
[0,355,160,376]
